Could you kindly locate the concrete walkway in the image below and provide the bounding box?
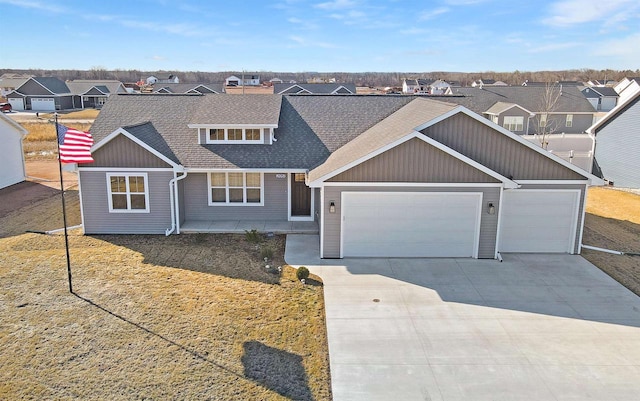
[285,234,640,401]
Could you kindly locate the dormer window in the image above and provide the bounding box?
[190,124,277,145]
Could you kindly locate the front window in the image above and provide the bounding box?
[566,114,573,127]
[503,116,524,131]
[539,114,548,127]
[107,173,149,212]
[209,172,263,205]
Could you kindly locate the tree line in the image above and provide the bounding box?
[2,67,638,87]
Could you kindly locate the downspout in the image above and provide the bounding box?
[165,167,187,236]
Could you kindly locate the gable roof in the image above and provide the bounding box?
[273,83,356,94]
[152,83,224,94]
[448,86,595,114]
[30,77,71,94]
[484,101,533,115]
[66,80,126,96]
[582,86,618,97]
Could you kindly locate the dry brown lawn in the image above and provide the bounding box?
[582,187,640,296]
[0,181,331,400]
[39,109,100,120]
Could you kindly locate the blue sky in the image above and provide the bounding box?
[1,0,639,72]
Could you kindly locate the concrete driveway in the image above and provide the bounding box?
[285,235,640,401]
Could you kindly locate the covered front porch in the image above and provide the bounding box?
[180,220,318,234]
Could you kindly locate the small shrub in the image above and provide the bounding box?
[296,266,310,281]
[245,229,262,243]
[260,247,274,261]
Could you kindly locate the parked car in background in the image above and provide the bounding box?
[0,103,12,112]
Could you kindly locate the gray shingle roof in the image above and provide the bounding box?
[123,121,180,164]
[31,77,70,94]
[273,83,356,94]
[66,80,126,95]
[152,83,224,94]
[448,86,596,113]
[91,94,413,169]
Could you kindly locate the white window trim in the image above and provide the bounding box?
[106,172,150,213]
[207,172,265,206]
[204,127,266,144]
[503,116,524,131]
[566,114,573,127]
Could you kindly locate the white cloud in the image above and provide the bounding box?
[120,20,208,37]
[592,33,640,60]
[443,0,489,4]
[543,0,638,26]
[0,0,65,13]
[315,0,357,10]
[287,35,338,48]
[419,7,449,20]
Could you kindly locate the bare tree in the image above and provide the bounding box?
[533,83,562,149]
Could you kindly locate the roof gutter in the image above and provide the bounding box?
[165,166,187,236]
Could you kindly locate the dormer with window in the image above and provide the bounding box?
[190,125,277,145]
[188,94,283,146]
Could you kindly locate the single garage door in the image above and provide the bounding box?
[8,98,24,111]
[31,98,55,111]
[341,192,482,258]
[499,190,580,253]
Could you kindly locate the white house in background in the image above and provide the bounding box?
[580,86,619,112]
[0,113,28,189]
[225,75,261,86]
[146,75,179,85]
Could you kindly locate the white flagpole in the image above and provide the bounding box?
[54,114,73,293]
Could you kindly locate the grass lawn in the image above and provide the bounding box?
[582,187,640,296]
[0,187,331,400]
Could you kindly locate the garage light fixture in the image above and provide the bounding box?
[487,202,495,215]
[329,201,336,213]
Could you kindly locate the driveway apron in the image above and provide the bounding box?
[285,234,640,401]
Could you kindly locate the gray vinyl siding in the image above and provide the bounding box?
[178,178,186,225]
[80,170,174,234]
[91,134,172,168]
[516,183,587,254]
[182,172,288,221]
[594,96,640,188]
[495,108,530,134]
[314,188,320,221]
[329,137,499,183]
[322,186,500,259]
[18,79,53,96]
[424,113,585,180]
[530,113,593,135]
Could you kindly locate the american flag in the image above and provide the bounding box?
[56,123,94,164]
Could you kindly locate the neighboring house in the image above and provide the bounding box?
[269,78,284,84]
[225,75,260,86]
[587,79,617,87]
[587,88,640,188]
[273,83,356,94]
[580,86,619,111]
[614,77,640,104]
[66,80,128,109]
[78,93,601,259]
[147,75,179,85]
[0,113,28,189]
[6,77,80,111]
[403,79,451,94]
[451,86,597,135]
[471,79,508,87]
[0,74,31,98]
[402,79,420,94]
[152,83,225,94]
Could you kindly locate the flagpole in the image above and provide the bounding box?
[54,114,73,293]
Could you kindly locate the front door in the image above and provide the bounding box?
[291,173,311,216]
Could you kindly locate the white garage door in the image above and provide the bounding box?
[499,190,580,253]
[341,192,482,258]
[31,98,55,111]
[8,98,24,111]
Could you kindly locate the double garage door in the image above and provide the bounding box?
[341,192,482,258]
[31,98,56,111]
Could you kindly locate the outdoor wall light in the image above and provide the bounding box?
[329,201,336,213]
[487,202,496,215]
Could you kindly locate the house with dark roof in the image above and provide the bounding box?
[152,83,225,94]
[471,79,508,88]
[274,83,356,94]
[587,89,640,188]
[0,73,31,98]
[78,93,601,258]
[580,86,619,111]
[6,77,80,111]
[66,80,128,109]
